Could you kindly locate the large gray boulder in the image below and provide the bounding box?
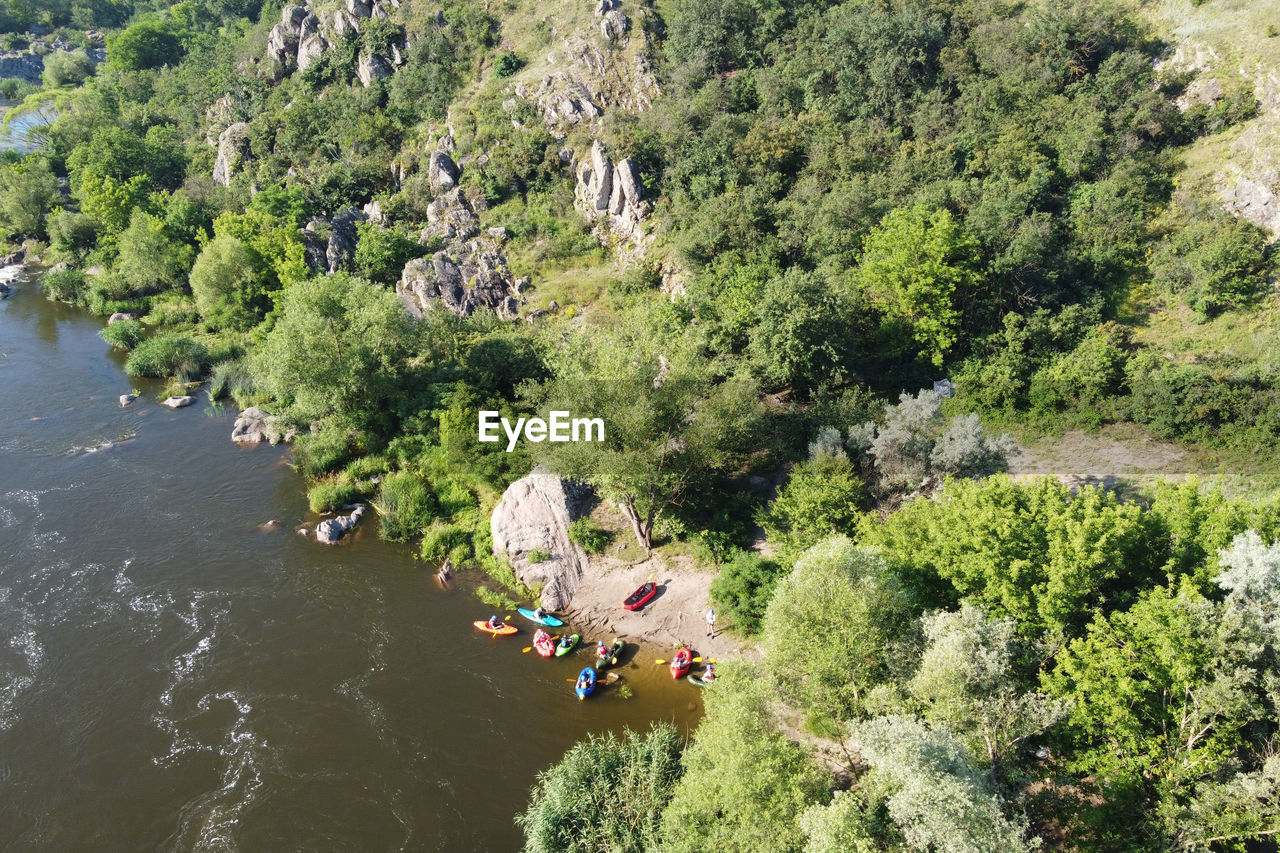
[316,504,366,544]
[231,407,272,444]
[213,122,250,187]
[267,5,308,71]
[491,469,590,611]
[576,140,613,212]
[428,150,460,194]
[356,52,390,87]
[296,14,327,72]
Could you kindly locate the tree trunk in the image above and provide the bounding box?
[621,499,652,550]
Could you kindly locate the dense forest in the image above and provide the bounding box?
[3,0,1280,847]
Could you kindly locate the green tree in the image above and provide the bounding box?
[709,549,787,634]
[353,221,425,287]
[846,715,1039,853]
[763,536,914,719]
[111,209,191,296]
[42,48,94,87]
[659,662,831,853]
[518,724,685,853]
[908,603,1067,768]
[854,204,979,367]
[106,19,183,71]
[1047,581,1267,808]
[0,156,55,240]
[531,309,760,549]
[188,234,265,329]
[760,452,866,561]
[859,475,1159,636]
[250,273,419,427]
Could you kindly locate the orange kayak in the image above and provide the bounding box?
[474,620,518,636]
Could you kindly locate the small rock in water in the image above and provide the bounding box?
[315,504,366,544]
[119,394,137,407]
[297,527,310,537]
[107,312,136,326]
[162,395,196,408]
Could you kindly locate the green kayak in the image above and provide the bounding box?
[555,633,580,657]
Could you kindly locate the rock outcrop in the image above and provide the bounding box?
[302,208,367,274]
[490,469,591,611]
[213,122,250,187]
[356,51,390,87]
[162,395,196,408]
[395,139,523,320]
[316,504,366,544]
[574,139,651,247]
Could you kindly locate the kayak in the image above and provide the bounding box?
[687,673,715,687]
[517,607,565,627]
[623,582,657,611]
[607,638,625,666]
[575,667,596,700]
[474,620,518,637]
[533,628,555,657]
[555,633,580,657]
[595,637,624,671]
[670,648,692,679]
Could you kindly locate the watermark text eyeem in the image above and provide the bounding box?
[478,410,605,452]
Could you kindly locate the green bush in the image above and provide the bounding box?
[99,318,144,350]
[377,471,437,541]
[292,422,360,479]
[41,268,87,303]
[493,51,524,78]
[1150,211,1271,320]
[568,518,611,554]
[123,334,209,379]
[42,49,94,87]
[344,454,390,480]
[528,548,551,565]
[309,478,361,513]
[709,549,787,634]
[421,519,473,563]
[208,360,257,403]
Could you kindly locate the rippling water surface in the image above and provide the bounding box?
[0,268,701,851]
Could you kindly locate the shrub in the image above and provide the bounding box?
[1150,212,1271,320]
[376,471,437,541]
[292,422,360,478]
[208,360,257,404]
[123,334,209,379]
[528,548,551,565]
[42,49,94,87]
[344,454,390,480]
[40,267,87,303]
[99,318,143,350]
[568,518,611,554]
[421,519,473,562]
[309,478,361,513]
[709,549,787,634]
[493,51,524,78]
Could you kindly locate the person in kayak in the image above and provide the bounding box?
[597,641,608,658]
[576,673,590,691]
[487,615,501,630]
[534,605,547,620]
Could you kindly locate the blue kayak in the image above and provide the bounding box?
[518,607,564,627]
[575,667,596,700]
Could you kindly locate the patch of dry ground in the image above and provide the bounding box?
[1007,426,1191,493]
[562,551,747,663]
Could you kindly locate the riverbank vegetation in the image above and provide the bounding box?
[4,0,1280,845]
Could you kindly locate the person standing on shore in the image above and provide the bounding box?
[705,607,716,638]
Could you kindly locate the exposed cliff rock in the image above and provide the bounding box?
[490,469,591,611]
[325,207,366,273]
[356,51,391,87]
[574,139,652,249]
[212,122,250,187]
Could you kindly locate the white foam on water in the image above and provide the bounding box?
[0,609,43,731]
[163,691,278,853]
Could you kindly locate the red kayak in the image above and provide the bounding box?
[623,582,656,611]
[670,648,691,679]
[533,629,555,657]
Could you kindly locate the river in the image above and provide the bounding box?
[0,97,51,153]
[0,266,702,850]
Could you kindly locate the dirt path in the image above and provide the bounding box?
[1007,426,1191,493]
